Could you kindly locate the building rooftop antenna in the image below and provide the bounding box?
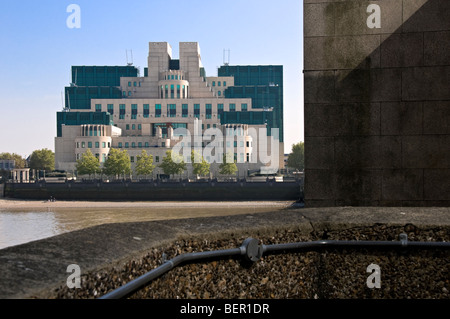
[223,49,230,66]
[126,49,134,66]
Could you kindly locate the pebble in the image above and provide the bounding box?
[47,225,449,299]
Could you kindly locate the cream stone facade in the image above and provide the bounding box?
[55,42,283,177]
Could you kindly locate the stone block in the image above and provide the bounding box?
[304,3,335,37]
[304,169,334,200]
[304,104,337,137]
[370,68,402,102]
[304,71,336,103]
[381,169,424,201]
[305,137,334,169]
[424,31,450,66]
[333,168,382,202]
[402,66,450,101]
[402,135,450,168]
[403,0,450,32]
[380,33,424,68]
[304,37,336,70]
[380,102,423,135]
[423,101,450,134]
[424,169,450,200]
[334,0,403,35]
[336,69,370,102]
[334,35,381,69]
[334,136,401,169]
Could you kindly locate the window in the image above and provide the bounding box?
[132,142,136,148]
[119,104,126,119]
[132,124,135,130]
[88,142,92,148]
[143,104,149,118]
[171,84,174,99]
[128,91,132,97]
[125,142,129,148]
[95,104,101,112]
[155,104,161,117]
[155,156,159,163]
[229,103,236,111]
[82,142,85,148]
[95,142,99,148]
[206,104,212,119]
[218,91,221,97]
[162,142,165,147]
[126,124,130,130]
[76,142,79,148]
[168,104,176,117]
[241,103,248,111]
[218,81,221,87]
[212,81,215,87]
[145,142,149,147]
[138,124,141,130]
[107,104,114,115]
[138,142,142,148]
[182,104,188,118]
[123,91,127,97]
[177,85,180,98]
[223,81,227,87]
[128,82,131,87]
[194,104,200,119]
[218,104,224,120]
[108,142,110,148]
[133,81,137,87]
[118,142,123,148]
[95,154,100,160]
[130,156,134,163]
[102,154,106,162]
[131,104,137,120]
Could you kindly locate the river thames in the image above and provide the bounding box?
[0,199,292,250]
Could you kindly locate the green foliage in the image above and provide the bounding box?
[159,150,186,177]
[75,149,100,177]
[0,153,27,169]
[219,152,238,175]
[29,148,55,171]
[103,148,131,178]
[287,142,305,171]
[191,150,210,177]
[134,150,155,177]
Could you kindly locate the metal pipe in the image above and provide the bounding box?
[100,247,243,299]
[99,234,450,299]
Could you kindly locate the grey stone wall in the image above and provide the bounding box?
[304,0,450,207]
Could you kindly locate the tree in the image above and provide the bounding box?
[29,148,55,172]
[134,150,155,179]
[0,153,27,169]
[287,142,305,171]
[219,152,238,175]
[75,149,100,178]
[159,150,186,178]
[103,148,131,179]
[191,150,210,177]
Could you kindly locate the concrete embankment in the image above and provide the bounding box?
[0,206,449,299]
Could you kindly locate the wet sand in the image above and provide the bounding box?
[0,198,293,210]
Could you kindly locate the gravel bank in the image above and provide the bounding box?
[47,223,450,299]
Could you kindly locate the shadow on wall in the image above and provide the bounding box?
[304,0,450,207]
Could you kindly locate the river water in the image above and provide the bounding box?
[0,202,290,250]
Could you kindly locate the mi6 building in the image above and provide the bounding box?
[55,42,284,177]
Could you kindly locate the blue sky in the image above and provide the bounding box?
[0,0,303,157]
